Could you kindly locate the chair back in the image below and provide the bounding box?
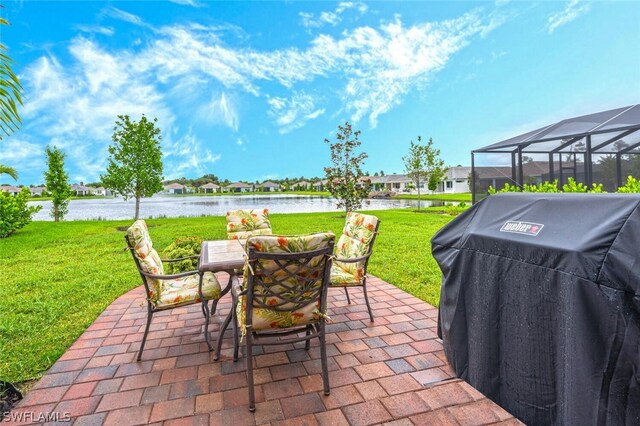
[125,220,164,302]
[241,233,335,330]
[334,212,380,282]
[226,209,273,240]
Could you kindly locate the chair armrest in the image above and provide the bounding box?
[161,255,200,263]
[139,270,199,280]
[334,252,372,264]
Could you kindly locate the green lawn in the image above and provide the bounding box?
[0,209,453,384]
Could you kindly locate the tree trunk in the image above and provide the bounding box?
[417,185,421,210]
[135,196,140,221]
[54,205,59,222]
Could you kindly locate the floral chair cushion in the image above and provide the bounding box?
[156,272,221,309]
[127,220,165,302]
[237,232,335,331]
[226,209,273,240]
[330,264,361,286]
[332,212,379,285]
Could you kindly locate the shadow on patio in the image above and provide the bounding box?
[9,275,521,425]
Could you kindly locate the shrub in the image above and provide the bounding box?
[162,236,202,273]
[617,176,640,193]
[445,202,467,216]
[0,188,42,238]
[489,178,606,194]
[562,177,605,193]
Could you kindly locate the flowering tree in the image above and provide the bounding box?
[324,122,371,216]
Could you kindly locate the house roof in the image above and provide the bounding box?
[261,181,280,187]
[200,183,220,188]
[295,180,311,186]
[1,185,21,193]
[368,174,412,184]
[475,161,550,179]
[227,182,252,188]
[30,186,45,193]
[476,105,640,153]
[314,180,327,185]
[71,184,92,191]
[165,183,187,189]
[445,166,472,180]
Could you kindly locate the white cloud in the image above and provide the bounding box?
[546,0,590,34]
[300,2,368,29]
[103,6,154,30]
[168,0,204,7]
[74,25,114,36]
[267,92,325,134]
[164,129,221,178]
[197,92,239,131]
[17,8,503,182]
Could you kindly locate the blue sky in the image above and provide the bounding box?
[1,1,639,185]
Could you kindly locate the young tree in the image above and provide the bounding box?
[102,115,164,220]
[402,136,447,209]
[324,121,371,215]
[44,146,71,222]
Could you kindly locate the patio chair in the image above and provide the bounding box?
[226,208,273,240]
[330,212,380,322]
[230,233,335,411]
[125,220,222,361]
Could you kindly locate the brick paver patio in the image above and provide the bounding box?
[8,275,522,425]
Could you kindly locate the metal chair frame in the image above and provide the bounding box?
[332,219,381,322]
[227,240,334,411]
[125,235,218,361]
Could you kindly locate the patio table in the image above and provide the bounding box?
[198,239,246,353]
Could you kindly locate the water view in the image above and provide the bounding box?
[29,194,450,221]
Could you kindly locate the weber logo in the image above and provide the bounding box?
[500,221,544,236]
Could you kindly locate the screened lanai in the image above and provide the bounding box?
[471,105,640,203]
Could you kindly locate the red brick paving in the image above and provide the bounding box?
[8,275,522,425]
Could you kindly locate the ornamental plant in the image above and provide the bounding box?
[324,121,371,215]
[616,176,640,193]
[0,187,41,238]
[489,178,606,194]
[162,236,202,274]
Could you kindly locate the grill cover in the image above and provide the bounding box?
[432,193,640,425]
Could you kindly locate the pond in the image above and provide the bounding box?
[29,194,453,221]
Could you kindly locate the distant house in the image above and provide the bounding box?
[30,186,46,197]
[90,187,111,196]
[293,180,311,191]
[260,181,280,192]
[164,183,188,194]
[71,184,92,196]
[440,167,471,193]
[1,185,21,195]
[313,180,327,191]
[226,182,253,193]
[368,174,413,193]
[367,167,471,194]
[200,183,220,193]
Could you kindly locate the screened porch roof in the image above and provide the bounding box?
[475,105,640,154]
